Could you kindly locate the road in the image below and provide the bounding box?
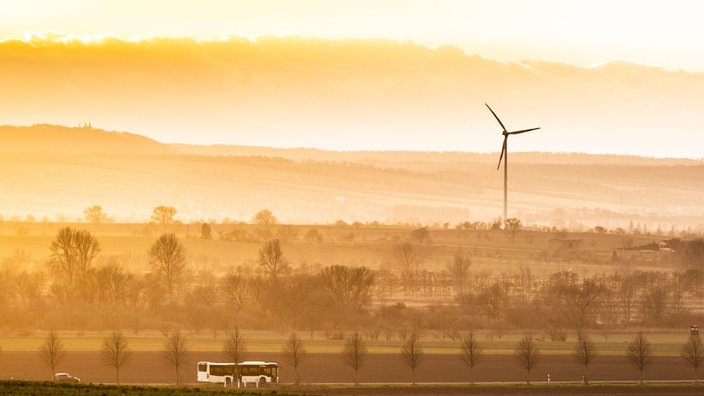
[1,351,697,385]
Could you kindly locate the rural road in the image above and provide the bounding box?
[1,351,697,385]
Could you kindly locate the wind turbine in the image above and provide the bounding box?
[485,103,540,225]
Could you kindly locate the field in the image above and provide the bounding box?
[0,220,666,275]
[1,331,701,389]
[0,220,701,395]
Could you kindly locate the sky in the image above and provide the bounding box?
[2,0,704,158]
[3,0,704,71]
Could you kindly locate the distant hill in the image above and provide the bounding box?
[0,124,702,230]
[0,124,173,154]
[3,124,699,165]
[170,143,702,167]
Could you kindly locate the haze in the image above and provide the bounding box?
[2,34,704,158]
[1,1,703,223]
[2,2,704,389]
[5,0,704,71]
[2,0,704,157]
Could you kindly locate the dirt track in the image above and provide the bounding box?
[1,351,698,385]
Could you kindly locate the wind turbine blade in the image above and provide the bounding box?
[508,127,540,135]
[496,138,507,170]
[485,103,508,132]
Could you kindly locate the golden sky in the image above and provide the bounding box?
[2,0,704,158]
[3,0,704,71]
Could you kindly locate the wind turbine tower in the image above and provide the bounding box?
[485,103,540,225]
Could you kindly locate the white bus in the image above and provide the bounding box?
[197,361,279,387]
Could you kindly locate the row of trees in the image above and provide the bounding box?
[1,226,703,333]
[45,227,187,306]
[508,331,704,385]
[30,328,405,385]
[30,204,700,242]
[39,330,132,383]
[37,329,184,384]
[82,205,274,228]
[27,329,704,385]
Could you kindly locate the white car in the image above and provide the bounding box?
[54,372,80,383]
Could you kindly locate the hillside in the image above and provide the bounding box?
[0,125,702,229]
[0,124,174,154]
[171,143,702,166]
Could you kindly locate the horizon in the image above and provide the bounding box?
[4,122,704,161]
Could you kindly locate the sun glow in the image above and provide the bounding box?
[13,30,158,45]
[2,0,704,71]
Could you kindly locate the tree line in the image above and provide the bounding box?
[24,328,704,385]
[0,224,703,334]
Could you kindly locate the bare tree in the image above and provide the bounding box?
[504,217,521,242]
[639,286,668,325]
[547,275,604,330]
[252,209,278,226]
[151,205,177,227]
[304,228,323,243]
[282,332,306,385]
[84,205,108,225]
[149,233,186,302]
[446,251,471,297]
[319,265,375,315]
[477,280,508,323]
[343,332,368,384]
[95,261,133,308]
[221,273,256,312]
[223,329,247,386]
[617,273,637,324]
[574,332,598,384]
[410,227,432,245]
[49,227,100,299]
[393,241,424,273]
[100,330,132,384]
[401,331,424,385]
[681,334,704,382]
[460,332,483,384]
[162,331,189,385]
[40,330,66,379]
[626,332,652,385]
[514,334,540,384]
[258,239,290,280]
